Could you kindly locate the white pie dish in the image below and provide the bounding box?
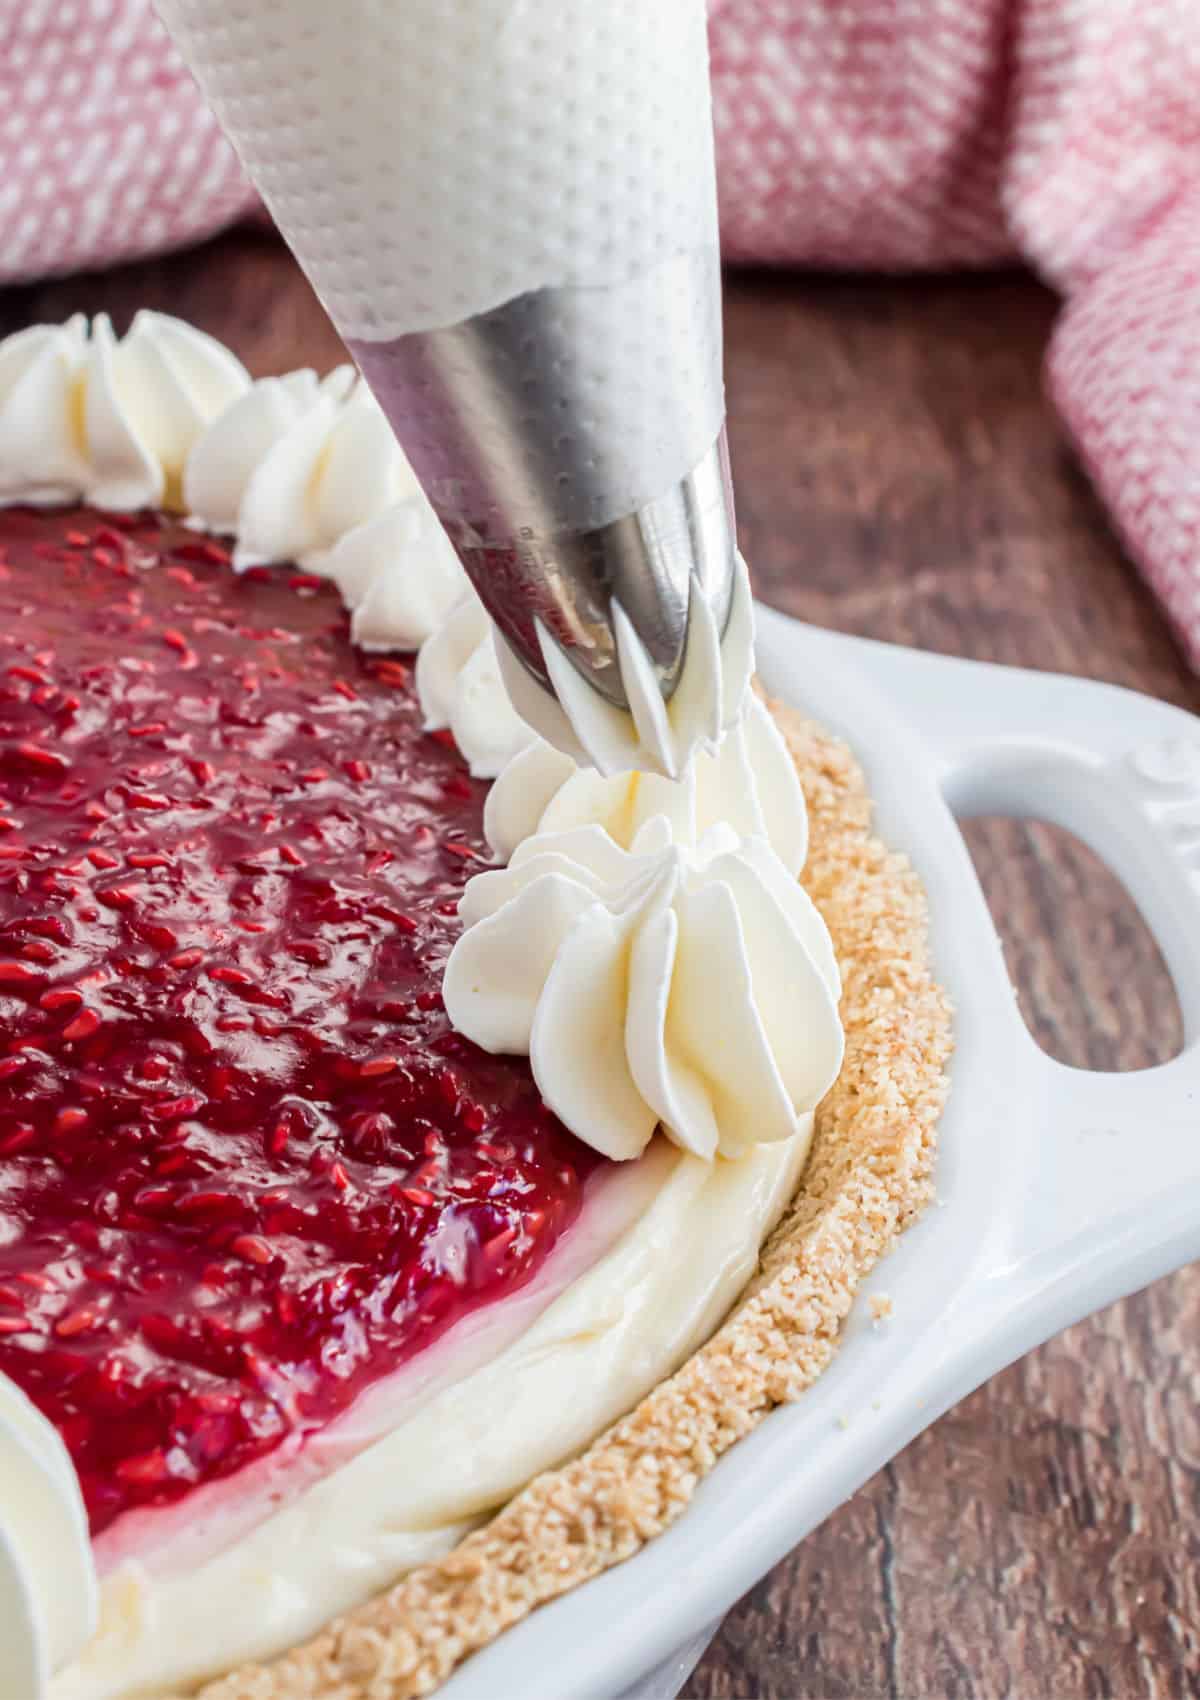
[427,606,1200,1700]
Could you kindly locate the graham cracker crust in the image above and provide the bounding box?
[185,700,954,1700]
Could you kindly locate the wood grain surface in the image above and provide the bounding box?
[4,235,1197,1700]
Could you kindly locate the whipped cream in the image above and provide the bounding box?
[56,1131,805,1700]
[87,313,251,511]
[0,311,249,511]
[445,818,843,1162]
[495,554,755,780]
[189,366,382,563]
[184,362,469,650]
[182,364,351,540]
[0,316,90,504]
[415,589,537,779]
[0,1376,97,1697]
[485,693,809,875]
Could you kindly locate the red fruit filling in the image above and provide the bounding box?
[0,507,603,1536]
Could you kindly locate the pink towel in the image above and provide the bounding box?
[2,1,1197,663]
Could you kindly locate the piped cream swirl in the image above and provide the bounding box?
[444,818,843,1163]
[0,311,249,511]
[0,1377,97,1697]
[484,693,808,873]
[184,364,466,649]
[415,589,537,779]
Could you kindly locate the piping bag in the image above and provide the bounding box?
[154,0,747,778]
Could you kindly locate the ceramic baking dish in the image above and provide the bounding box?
[428,606,1200,1700]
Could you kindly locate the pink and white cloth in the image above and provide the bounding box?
[1,0,1198,661]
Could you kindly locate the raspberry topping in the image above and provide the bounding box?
[0,508,601,1536]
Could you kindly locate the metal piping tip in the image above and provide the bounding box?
[350,251,732,725]
[443,429,738,716]
[493,545,755,781]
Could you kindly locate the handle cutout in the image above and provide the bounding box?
[959,816,1182,1071]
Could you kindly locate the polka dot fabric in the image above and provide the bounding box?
[2,0,1198,659]
[0,0,250,281]
[709,0,1013,270]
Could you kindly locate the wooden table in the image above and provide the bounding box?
[6,235,1197,1700]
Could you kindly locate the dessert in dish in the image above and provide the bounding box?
[0,315,951,1700]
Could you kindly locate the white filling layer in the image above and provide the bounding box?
[54,1126,809,1700]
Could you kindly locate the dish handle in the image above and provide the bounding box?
[832,634,1200,1333]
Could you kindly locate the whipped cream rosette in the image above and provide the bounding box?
[0,311,248,510]
[484,693,809,874]
[444,818,844,1162]
[0,1376,97,1696]
[415,588,538,780]
[183,364,355,545]
[0,316,93,504]
[185,363,466,647]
